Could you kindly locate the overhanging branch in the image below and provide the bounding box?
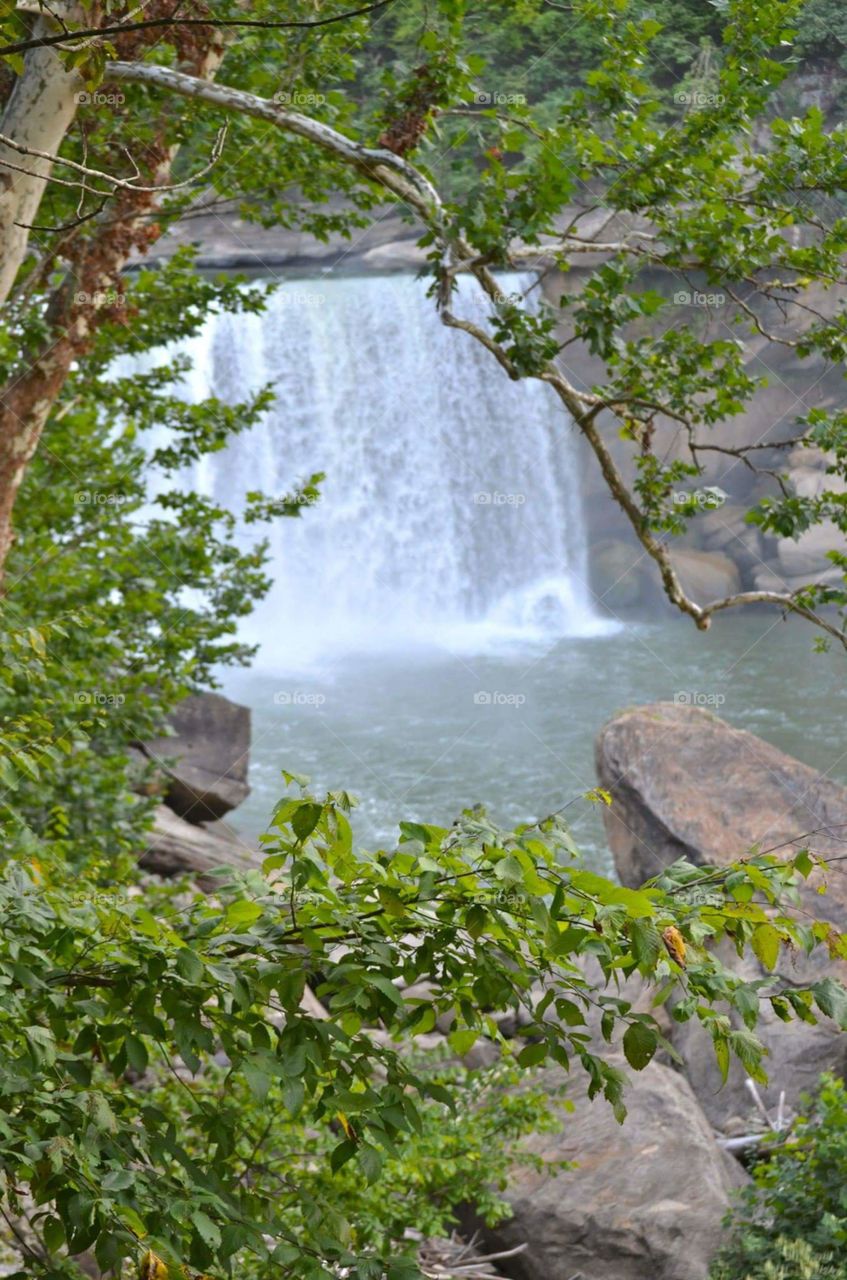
[102,58,847,649]
[0,0,396,58]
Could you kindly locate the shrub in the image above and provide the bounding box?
[711,1074,847,1280]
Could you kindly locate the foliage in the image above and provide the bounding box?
[3,3,847,1277]
[0,771,844,1277]
[0,250,321,870]
[5,0,847,640]
[711,1074,847,1280]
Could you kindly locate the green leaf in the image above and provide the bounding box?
[359,1143,383,1184]
[192,1210,222,1250]
[292,802,323,840]
[629,918,662,969]
[368,973,404,1007]
[243,1060,271,1102]
[466,904,487,939]
[42,1215,65,1254]
[330,1139,357,1173]
[176,947,205,983]
[813,977,847,1027]
[793,849,814,878]
[24,1024,56,1067]
[622,1021,658,1071]
[124,1034,148,1074]
[226,900,263,928]
[448,1028,478,1055]
[713,1035,731,1085]
[751,923,781,971]
[516,1041,547,1068]
[733,985,760,1029]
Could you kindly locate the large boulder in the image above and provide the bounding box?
[595,701,847,894]
[139,693,250,822]
[669,548,741,603]
[472,1060,745,1280]
[595,702,847,1121]
[139,806,260,883]
[589,539,662,611]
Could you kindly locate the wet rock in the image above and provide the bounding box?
[589,539,661,611]
[668,547,741,603]
[139,692,250,822]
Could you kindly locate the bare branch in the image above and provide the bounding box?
[70,58,847,650]
[0,123,228,195]
[0,0,397,58]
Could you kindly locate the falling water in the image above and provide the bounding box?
[146,272,611,671]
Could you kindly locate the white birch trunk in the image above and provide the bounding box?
[0,5,84,305]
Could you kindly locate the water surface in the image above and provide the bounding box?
[221,612,845,875]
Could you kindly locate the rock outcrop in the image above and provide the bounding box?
[139,806,260,883]
[595,701,847,892]
[595,702,847,1121]
[472,1060,746,1280]
[139,692,251,822]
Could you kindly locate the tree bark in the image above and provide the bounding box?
[0,12,226,585]
[0,4,84,307]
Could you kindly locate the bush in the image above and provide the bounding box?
[711,1075,847,1280]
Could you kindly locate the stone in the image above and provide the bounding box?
[139,805,260,883]
[595,700,847,897]
[776,520,847,578]
[471,1060,746,1280]
[589,538,662,611]
[668,547,741,603]
[139,692,251,822]
[595,702,847,1121]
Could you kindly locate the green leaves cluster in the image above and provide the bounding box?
[711,1074,847,1280]
[0,775,843,1277]
[0,249,323,871]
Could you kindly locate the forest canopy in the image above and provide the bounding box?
[1,1,847,1276]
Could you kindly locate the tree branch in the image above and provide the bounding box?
[91,59,847,649]
[0,122,227,195]
[0,0,396,58]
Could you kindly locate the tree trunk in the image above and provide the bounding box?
[0,4,84,307]
[0,14,226,585]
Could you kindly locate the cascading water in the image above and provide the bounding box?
[148,272,611,670]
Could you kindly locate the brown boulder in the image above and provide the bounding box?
[472,1060,745,1280]
[595,701,847,895]
[669,548,741,603]
[595,702,847,1121]
[139,692,250,822]
[139,805,260,884]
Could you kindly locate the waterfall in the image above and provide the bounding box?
[146,272,610,670]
